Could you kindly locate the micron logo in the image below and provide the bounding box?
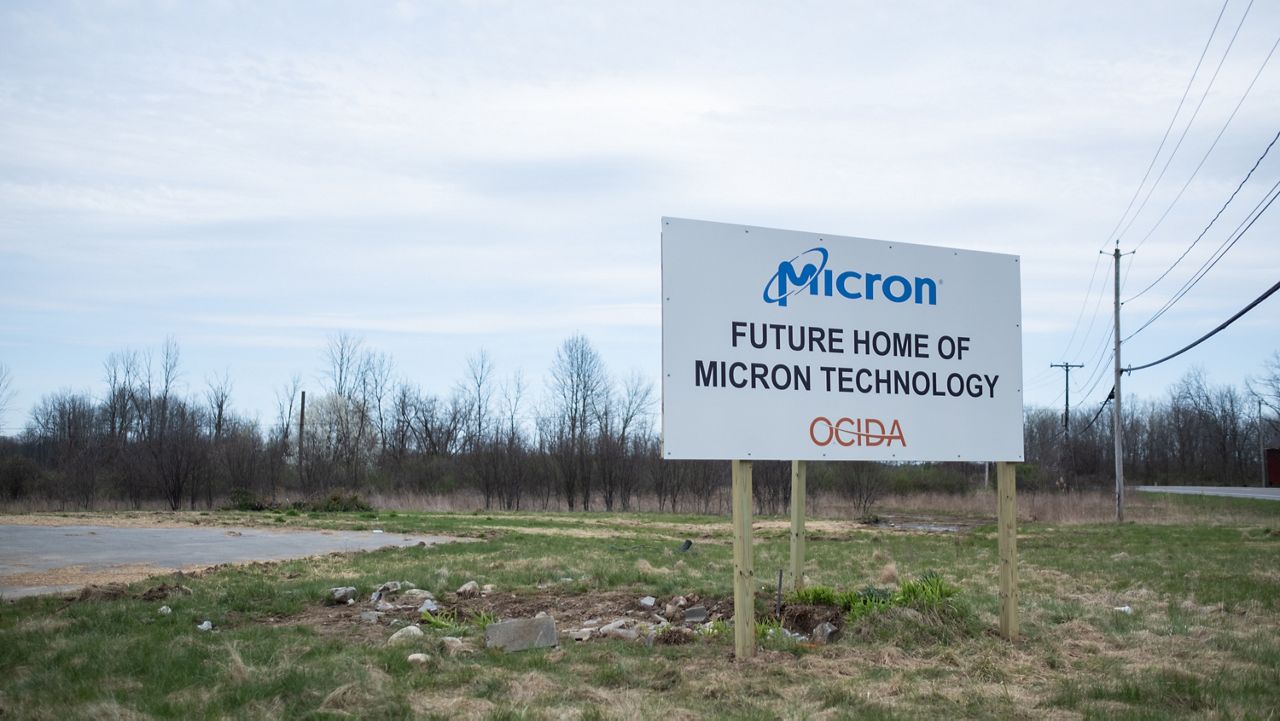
[763,247,939,308]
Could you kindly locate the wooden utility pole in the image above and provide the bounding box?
[1050,362,1083,483]
[1261,398,1267,487]
[789,460,806,591]
[298,390,306,492]
[996,461,1019,640]
[1104,244,1131,523]
[731,460,755,659]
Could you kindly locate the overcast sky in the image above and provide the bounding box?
[2,0,1278,434]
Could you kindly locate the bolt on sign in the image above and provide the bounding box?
[661,217,1024,462]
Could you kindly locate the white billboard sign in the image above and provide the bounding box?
[661,217,1024,462]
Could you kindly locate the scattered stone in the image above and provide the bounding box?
[481,584,496,594]
[485,617,558,652]
[683,606,708,624]
[639,596,657,608]
[604,627,639,642]
[418,599,440,614]
[651,614,669,625]
[559,577,574,584]
[678,540,693,552]
[441,636,466,656]
[402,589,434,603]
[375,600,396,612]
[407,653,430,665]
[569,628,593,642]
[456,581,480,598]
[600,619,628,634]
[388,625,424,645]
[664,604,681,620]
[359,611,385,624]
[1113,605,1133,614]
[346,599,355,606]
[582,618,601,629]
[329,587,357,604]
[157,606,172,615]
[812,622,840,645]
[196,620,213,632]
[672,596,688,607]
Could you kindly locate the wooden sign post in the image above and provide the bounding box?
[996,461,1019,641]
[789,460,806,591]
[732,459,755,658]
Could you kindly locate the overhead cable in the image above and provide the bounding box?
[1127,30,1280,269]
[1126,280,1280,373]
[1125,177,1280,341]
[1096,0,1231,252]
[1125,127,1280,303]
[1118,0,1256,248]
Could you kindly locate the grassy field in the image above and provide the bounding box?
[1,493,1278,720]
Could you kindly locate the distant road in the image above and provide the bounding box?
[1136,486,1280,501]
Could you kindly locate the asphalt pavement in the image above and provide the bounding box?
[1135,486,1280,501]
[0,524,458,599]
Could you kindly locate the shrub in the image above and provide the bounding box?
[306,492,373,513]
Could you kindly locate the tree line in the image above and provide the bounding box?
[0,341,1276,512]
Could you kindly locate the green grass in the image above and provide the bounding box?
[2,502,1279,719]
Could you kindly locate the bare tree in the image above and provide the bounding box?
[0,363,16,435]
[547,334,607,510]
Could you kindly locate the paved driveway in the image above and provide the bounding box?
[1135,486,1280,501]
[0,524,458,599]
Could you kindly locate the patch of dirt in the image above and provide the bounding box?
[780,603,845,635]
[0,513,203,529]
[1,563,174,591]
[265,603,392,645]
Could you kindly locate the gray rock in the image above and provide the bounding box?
[672,596,688,607]
[329,587,357,604]
[600,619,628,634]
[482,584,496,594]
[682,606,708,623]
[375,600,396,612]
[812,622,840,645]
[158,605,172,615]
[604,627,639,641]
[359,611,385,624]
[441,636,466,656]
[569,628,594,642]
[485,617,558,652]
[456,581,480,598]
[639,596,657,608]
[401,589,434,603]
[196,620,213,632]
[388,625,424,645]
[407,653,430,665]
[417,599,439,614]
[664,603,680,619]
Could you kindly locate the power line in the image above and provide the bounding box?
[1126,30,1280,267]
[1117,0,1256,249]
[1126,279,1280,372]
[1097,0,1231,252]
[1057,0,1232,361]
[1125,177,1280,341]
[1125,127,1280,303]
